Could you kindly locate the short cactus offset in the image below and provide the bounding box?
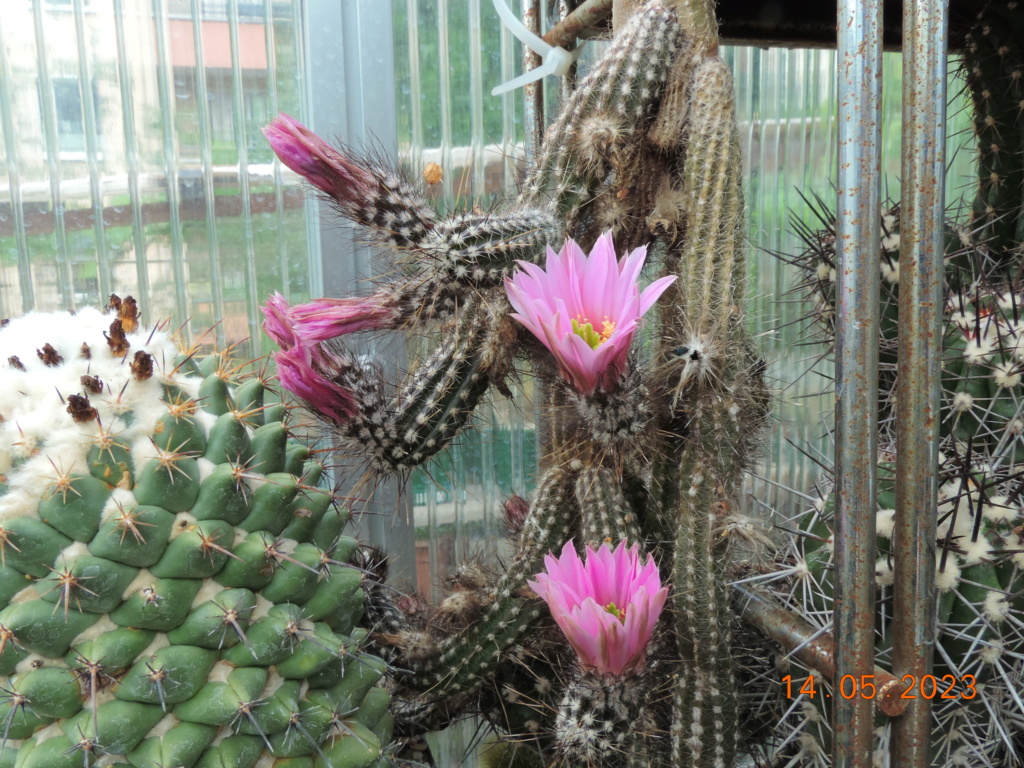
[0,300,394,768]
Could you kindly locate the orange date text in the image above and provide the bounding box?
[781,673,977,700]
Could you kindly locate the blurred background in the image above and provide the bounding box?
[0,10,975,753]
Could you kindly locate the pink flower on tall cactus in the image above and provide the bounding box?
[262,292,298,349]
[504,232,675,394]
[261,292,397,350]
[273,344,357,423]
[263,113,375,202]
[529,540,668,676]
[287,296,399,342]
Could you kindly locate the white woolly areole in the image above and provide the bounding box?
[876,509,896,539]
[70,615,120,648]
[980,639,1004,665]
[963,337,996,364]
[959,536,990,566]
[949,311,976,333]
[881,234,900,254]
[993,361,1022,389]
[982,494,1019,524]
[935,555,961,592]
[880,257,900,283]
[148,715,182,740]
[815,261,831,282]
[121,569,157,602]
[875,558,894,587]
[0,308,186,532]
[983,590,1010,622]
[100,487,138,524]
[191,578,225,608]
[951,391,974,413]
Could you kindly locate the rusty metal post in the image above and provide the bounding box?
[832,0,882,765]
[890,0,947,765]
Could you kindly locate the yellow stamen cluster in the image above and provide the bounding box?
[572,316,617,350]
[604,602,627,622]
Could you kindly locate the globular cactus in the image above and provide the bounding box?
[0,299,395,768]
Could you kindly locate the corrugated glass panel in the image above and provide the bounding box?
[0,0,312,356]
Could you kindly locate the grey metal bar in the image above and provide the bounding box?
[226,0,261,353]
[152,0,192,336]
[890,0,947,764]
[469,0,486,200]
[189,0,227,348]
[0,12,34,312]
[112,0,152,310]
[263,0,290,305]
[832,0,882,764]
[291,0,318,297]
[72,0,112,303]
[436,0,454,201]
[31,0,74,308]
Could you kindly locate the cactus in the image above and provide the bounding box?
[0,299,395,768]
[759,5,1024,762]
[257,1,776,766]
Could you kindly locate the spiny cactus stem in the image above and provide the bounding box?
[406,466,576,695]
[670,438,738,768]
[675,57,745,340]
[734,584,911,718]
[665,0,718,51]
[575,464,642,545]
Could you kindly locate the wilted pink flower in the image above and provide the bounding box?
[274,345,357,423]
[262,292,298,349]
[504,232,675,394]
[261,292,397,350]
[288,296,399,342]
[263,113,374,202]
[529,540,668,676]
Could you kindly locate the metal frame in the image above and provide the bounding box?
[832,1,947,766]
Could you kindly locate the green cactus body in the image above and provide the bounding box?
[0,305,393,767]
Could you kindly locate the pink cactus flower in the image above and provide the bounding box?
[261,292,397,350]
[263,113,374,202]
[504,232,675,394]
[262,292,298,349]
[529,540,668,676]
[287,296,399,342]
[273,345,357,423]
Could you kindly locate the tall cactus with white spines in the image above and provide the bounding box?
[0,300,395,768]
[762,5,1024,760]
[258,1,774,766]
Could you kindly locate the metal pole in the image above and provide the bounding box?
[833,0,882,764]
[890,0,947,764]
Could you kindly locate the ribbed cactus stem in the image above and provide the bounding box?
[664,0,718,51]
[575,464,642,545]
[519,1,682,224]
[675,58,745,347]
[405,466,577,696]
[670,440,738,768]
[661,38,747,768]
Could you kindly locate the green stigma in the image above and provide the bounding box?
[572,317,616,350]
[604,602,626,622]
